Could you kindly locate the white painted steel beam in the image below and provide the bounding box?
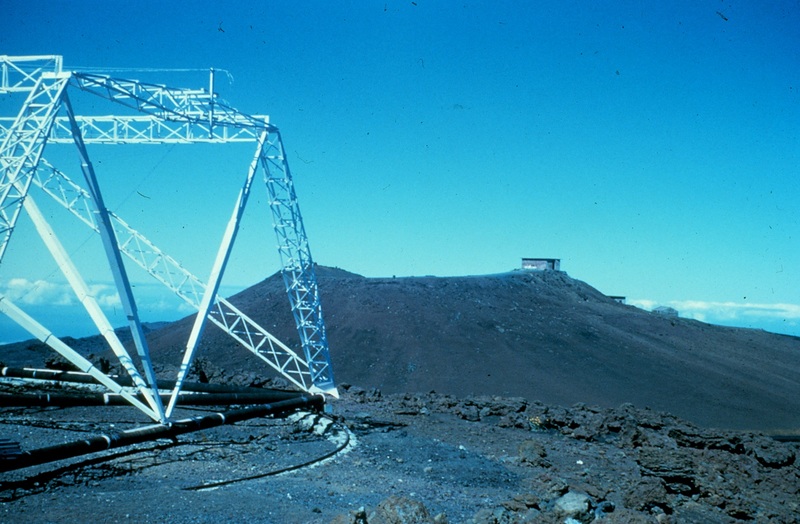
[70,73,271,131]
[0,115,269,144]
[0,296,157,419]
[166,131,267,417]
[0,72,70,264]
[61,93,165,421]
[262,132,336,396]
[19,195,162,420]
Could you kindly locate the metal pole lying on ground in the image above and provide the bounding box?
[0,394,324,472]
[0,390,302,408]
[0,366,293,395]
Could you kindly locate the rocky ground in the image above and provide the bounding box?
[1,382,798,524]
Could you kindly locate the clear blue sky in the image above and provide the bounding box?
[1,0,799,343]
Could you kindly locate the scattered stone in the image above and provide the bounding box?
[636,446,698,495]
[455,404,480,422]
[744,435,796,468]
[593,500,615,518]
[621,476,669,512]
[330,506,368,524]
[553,491,591,519]
[469,507,516,524]
[517,439,550,468]
[368,495,439,524]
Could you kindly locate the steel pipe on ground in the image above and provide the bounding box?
[0,366,288,394]
[0,389,303,407]
[0,394,324,472]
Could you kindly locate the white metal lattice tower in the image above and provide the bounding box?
[0,55,336,423]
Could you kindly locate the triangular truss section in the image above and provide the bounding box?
[0,55,336,423]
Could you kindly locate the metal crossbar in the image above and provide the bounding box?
[0,55,62,93]
[0,115,266,144]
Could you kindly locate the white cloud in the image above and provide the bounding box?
[139,294,194,314]
[0,278,198,343]
[87,283,122,308]
[630,298,800,323]
[629,298,658,311]
[1,278,121,308]
[2,278,75,306]
[1,278,201,320]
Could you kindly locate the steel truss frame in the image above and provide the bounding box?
[0,56,336,423]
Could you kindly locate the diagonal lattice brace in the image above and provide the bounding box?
[262,130,336,395]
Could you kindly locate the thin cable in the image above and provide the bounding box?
[183,415,352,491]
[67,67,235,85]
[107,142,176,213]
[72,67,206,72]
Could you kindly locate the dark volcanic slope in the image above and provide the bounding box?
[138,266,800,432]
[4,266,799,432]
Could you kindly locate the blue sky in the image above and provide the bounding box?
[1,0,799,343]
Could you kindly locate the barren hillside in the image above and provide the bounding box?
[144,266,800,432]
[3,266,799,432]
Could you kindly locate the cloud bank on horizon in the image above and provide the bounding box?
[2,278,120,308]
[630,298,800,335]
[0,278,200,344]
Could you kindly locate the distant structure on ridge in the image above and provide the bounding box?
[522,257,561,271]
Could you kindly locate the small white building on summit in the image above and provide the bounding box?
[521,258,561,271]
